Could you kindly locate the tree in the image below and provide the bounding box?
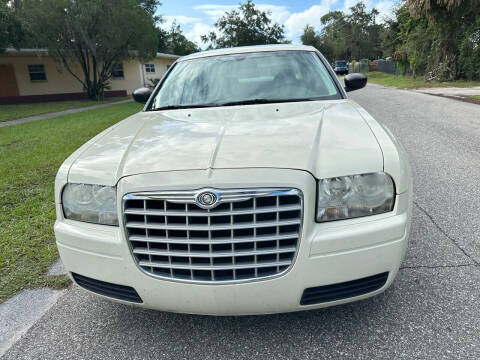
[380,0,480,80]
[346,3,382,60]
[407,0,480,80]
[158,21,199,56]
[0,0,24,53]
[408,0,466,18]
[300,25,323,50]
[21,0,159,100]
[201,0,289,49]
[319,10,350,61]
[300,4,384,62]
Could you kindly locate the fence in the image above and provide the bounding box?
[377,60,397,74]
[347,59,412,76]
[349,61,369,73]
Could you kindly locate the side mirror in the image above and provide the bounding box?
[344,73,367,92]
[132,87,152,104]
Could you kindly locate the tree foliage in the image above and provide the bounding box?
[0,0,24,53]
[201,0,289,49]
[302,0,480,81]
[408,0,466,18]
[158,21,199,56]
[301,25,323,50]
[382,0,480,80]
[21,0,159,99]
[301,3,383,62]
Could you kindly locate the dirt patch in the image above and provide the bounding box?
[458,96,480,105]
[425,93,480,105]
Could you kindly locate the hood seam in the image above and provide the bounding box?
[351,104,385,172]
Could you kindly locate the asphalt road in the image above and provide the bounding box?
[3,84,480,359]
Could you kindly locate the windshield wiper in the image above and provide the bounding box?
[151,103,219,111]
[218,98,319,107]
[217,99,281,107]
[152,98,319,111]
[151,100,272,110]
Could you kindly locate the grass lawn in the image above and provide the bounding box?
[470,95,480,100]
[366,72,480,89]
[0,101,142,302]
[0,97,129,123]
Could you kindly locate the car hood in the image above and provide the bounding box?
[67,100,383,185]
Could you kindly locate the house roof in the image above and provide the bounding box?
[155,52,181,59]
[3,48,181,59]
[4,48,49,56]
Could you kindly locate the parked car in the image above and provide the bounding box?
[55,45,412,315]
[334,60,349,75]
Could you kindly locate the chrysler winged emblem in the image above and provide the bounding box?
[195,190,219,209]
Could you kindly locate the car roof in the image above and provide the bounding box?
[178,44,318,62]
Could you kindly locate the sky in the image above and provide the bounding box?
[158,0,399,46]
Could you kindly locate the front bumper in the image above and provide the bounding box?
[55,168,411,315]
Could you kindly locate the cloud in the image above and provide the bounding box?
[184,0,396,45]
[161,15,202,30]
[374,0,396,22]
[194,3,291,26]
[256,4,291,24]
[194,4,237,21]
[284,0,337,39]
[191,2,338,41]
[186,22,217,45]
[343,0,368,12]
[343,0,396,22]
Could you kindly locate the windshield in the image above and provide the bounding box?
[149,51,341,110]
[335,61,347,67]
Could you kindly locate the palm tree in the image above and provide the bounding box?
[408,0,470,18]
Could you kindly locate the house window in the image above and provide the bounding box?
[28,64,47,81]
[112,63,124,79]
[145,63,155,73]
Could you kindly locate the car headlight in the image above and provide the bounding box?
[316,172,395,222]
[62,183,118,226]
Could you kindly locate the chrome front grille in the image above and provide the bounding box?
[123,188,302,283]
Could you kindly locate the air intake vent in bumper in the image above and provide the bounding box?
[300,272,389,305]
[72,273,142,303]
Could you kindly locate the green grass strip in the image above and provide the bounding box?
[0,101,142,302]
[0,98,129,123]
[366,72,480,89]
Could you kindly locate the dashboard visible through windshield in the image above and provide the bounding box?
[148,51,342,111]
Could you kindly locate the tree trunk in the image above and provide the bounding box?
[92,56,104,100]
[86,84,98,100]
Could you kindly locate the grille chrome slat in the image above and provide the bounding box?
[124,204,301,217]
[133,246,297,258]
[138,260,292,271]
[123,188,302,283]
[125,219,301,231]
[129,232,299,244]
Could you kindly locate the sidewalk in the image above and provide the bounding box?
[0,98,133,128]
[414,86,480,97]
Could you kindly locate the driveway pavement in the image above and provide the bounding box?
[2,83,480,359]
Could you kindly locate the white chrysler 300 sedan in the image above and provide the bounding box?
[54,45,412,315]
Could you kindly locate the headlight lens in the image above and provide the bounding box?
[62,183,118,226]
[317,172,394,222]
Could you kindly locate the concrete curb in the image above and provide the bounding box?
[47,259,67,277]
[0,289,66,357]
